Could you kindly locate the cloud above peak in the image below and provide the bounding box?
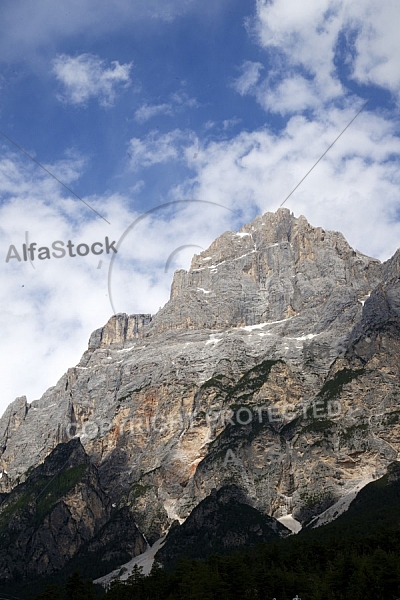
[243,0,400,115]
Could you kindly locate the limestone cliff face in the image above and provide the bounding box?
[0,208,399,560]
[150,209,380,334]
[88,313,152,350]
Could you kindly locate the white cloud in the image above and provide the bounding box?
[223,117,241,130]
[233,61,264,95]
[236,61,341,115]
[53,54,132,107]
[252,0,344,107]
[256,74,322,115]
[348,2,400,96]
[127,129,196,170]
[134,92,199,123]
[134,103,173,123]
[170,91,199,108]
[249,0,400,112]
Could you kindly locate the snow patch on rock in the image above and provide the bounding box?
[277,514,302,534]
[94,536,166,587]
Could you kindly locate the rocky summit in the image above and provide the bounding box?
[0,207,399,584]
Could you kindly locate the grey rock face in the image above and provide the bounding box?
[149,209,380,335]
[0,207,398,554]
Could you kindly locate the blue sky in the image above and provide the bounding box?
[1,0,400,413]
[1,0,264,202]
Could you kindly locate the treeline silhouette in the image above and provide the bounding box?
[34,529,400,600]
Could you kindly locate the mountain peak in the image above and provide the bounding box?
[149,208,381,335]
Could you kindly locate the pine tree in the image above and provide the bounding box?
[66,570,95,600]
[127,563,145,586]
[34,583,64,600]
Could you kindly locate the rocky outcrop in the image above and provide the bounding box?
[0,439,146,582]
[84,506,146,566]
[155,484,290,567]
[0,208,399,573]
[89,313,152,350]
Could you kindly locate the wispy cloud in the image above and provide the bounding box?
[134,91,199,123]
[223,117,241,131]
[127,129,197,170]
[53,54,132,107]
[233,61,264,95]
[134,103,174,123]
